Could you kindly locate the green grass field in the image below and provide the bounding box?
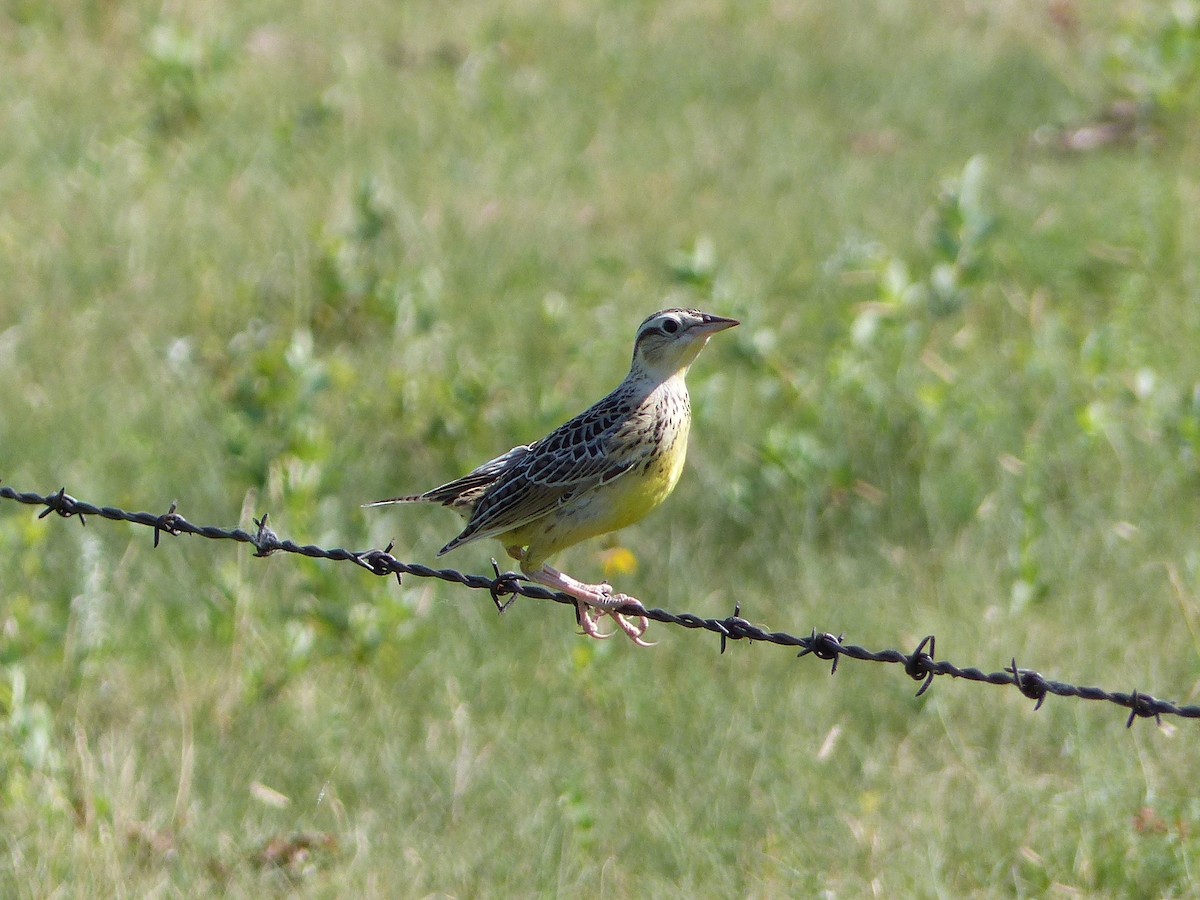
[3,0,1199,895]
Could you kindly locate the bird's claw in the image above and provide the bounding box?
[525,564,655,647]
[577,604,616,640]
[575,593,655,647]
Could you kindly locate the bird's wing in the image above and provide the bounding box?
[438,383,654,553]
[364,443,533,508]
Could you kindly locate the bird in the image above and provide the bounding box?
[364,307,739,645]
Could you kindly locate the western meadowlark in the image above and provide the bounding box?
[365,307,738,645]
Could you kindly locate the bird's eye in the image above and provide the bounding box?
[661,318,680,335]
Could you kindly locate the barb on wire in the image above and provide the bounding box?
[2,483,1197,726]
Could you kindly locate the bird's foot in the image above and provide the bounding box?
[575,594,653,647]
[528,565,654,647]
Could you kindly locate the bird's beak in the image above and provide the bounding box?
[695,314,740,335]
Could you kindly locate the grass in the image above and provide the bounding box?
[2,0,1200,895]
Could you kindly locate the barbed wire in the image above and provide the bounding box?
[2,482,1196,726]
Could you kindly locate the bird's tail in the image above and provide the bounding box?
[361,494,427,508]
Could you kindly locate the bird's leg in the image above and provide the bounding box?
[524,564,653,647]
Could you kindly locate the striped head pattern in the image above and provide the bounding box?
[630,308,740,381]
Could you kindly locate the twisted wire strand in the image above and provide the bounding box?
[2,483,1196,726]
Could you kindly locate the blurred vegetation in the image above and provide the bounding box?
[1,0,1199,895]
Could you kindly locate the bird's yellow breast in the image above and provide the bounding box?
[502,391,692,569]
[600,413,691,530]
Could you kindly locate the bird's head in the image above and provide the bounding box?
[630,308,739,381]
